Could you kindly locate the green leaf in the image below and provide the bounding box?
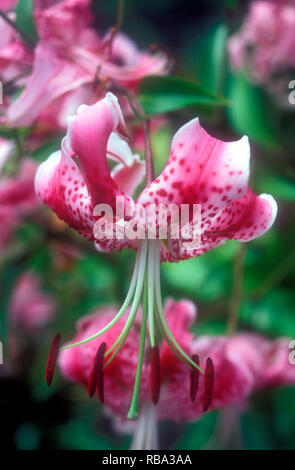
[194,23,228,94]
[16,0,39,45]
[225,0,239,9]
[257,172,295,202]
[0,127,13,139]
[139,76,229,116]
[161,241,239,302]
[227,73,280,150]
[241,412,273,450]
[30,139,62,162]
[240,290,295,337]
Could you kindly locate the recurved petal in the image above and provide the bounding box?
[35,149,95,240]
[138,119,250,230]
[162,189,277,262]
[7,43,91,127]
[207,188,277,242]
[111,156,145,198]
[161,231,226,263]
[69,93,132,209]
[107,132,145,197]
[111,33,139,66]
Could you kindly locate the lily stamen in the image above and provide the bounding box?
[88,342,107,398]
[202,357,215,412]
[150,345,161,405]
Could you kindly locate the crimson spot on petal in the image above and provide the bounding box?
[46,333,61,386]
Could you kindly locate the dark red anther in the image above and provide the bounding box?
[46,333,61,386]
[190,354,200,402]
[88,342,107,398]
[150,345,161,404]
[202,357,214,412]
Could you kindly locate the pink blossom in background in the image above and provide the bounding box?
[5,0,168,129]
[0,157,39,250]
[9,271,56,331]
[228,1,295,84]
[0,4,33,83]
[0,158,38,212]
[0,1,16,12]
[59,300,295,425]
[35,92,277,261]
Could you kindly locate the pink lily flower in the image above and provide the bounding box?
[36,92,277,418]
[35,92,277,256]
[0,137,18,250]
[0,1,17,10]
[6,0,168,128]
[0,157,39,250]
[9,271,56,331]
[0,158,38,212]
[228,0,295,101]
[59,301,295,448]
[0,4,33,83]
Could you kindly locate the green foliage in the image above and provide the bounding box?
[241,290,295,337]
[227,74,280,149]
[139,76,229,116]
[16,0,39,45]
[30,139,62,162]
[193,24,228,94]
[257,172,295,202]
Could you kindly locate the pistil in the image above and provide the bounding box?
[127,273,149,419]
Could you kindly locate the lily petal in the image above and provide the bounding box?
[207,188,278,242]
[139,119,250,230]
[35,149,95,240]
[107,132,145,198]
[162,189,277,262]
[112,157,145,198]
[8,43,92,127]
[69,92,132,208]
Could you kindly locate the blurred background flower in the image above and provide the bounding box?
[0,0,295,451]
[9,271,56,331]
[228,0,295,106]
